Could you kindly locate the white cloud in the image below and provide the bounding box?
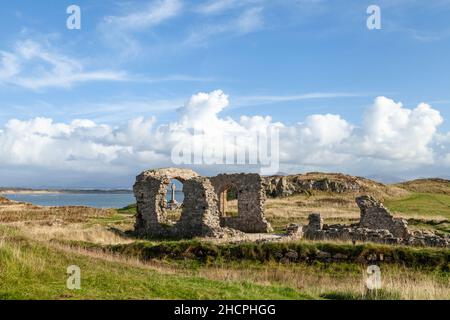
[232,92,362,108]
[355,96,443,163]
[102,0,182,30]
[185,7,265,45]
[0,52,20,80]
[99,0,182,56]
[0,91,449,186]
[280,114,353,166]
[0,38,207,90]
[0,39,128,90]
[196,0,264,15]
[197,0,240,15]
[236,7,264,34]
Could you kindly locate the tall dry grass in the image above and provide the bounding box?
[191,263,449,300]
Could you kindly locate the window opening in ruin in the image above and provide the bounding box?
[219,185,239,217]
[165,178,184,223]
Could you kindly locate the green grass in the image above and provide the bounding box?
[407,219,450,235]
[385,193,450,219]
[86,213,132,227]
[394,178,450,195]
[117,204,137,215]
[320,289,401,300]
[0,228,310,300]
[63,239,450,272]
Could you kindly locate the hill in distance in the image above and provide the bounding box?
[394,178,450,195]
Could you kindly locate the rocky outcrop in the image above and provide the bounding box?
[264,173,366,197]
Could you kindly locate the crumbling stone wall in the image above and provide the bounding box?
[133,168,222,238]
[133,168,447,246]
[301,196,449,247]
[356,195,410,238]
[303,213,323,237]
[210,173,272,233]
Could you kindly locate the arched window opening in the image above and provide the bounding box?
[219,185,239,217]
[165,178,184,224]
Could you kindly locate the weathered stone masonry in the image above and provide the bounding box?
[302,195,449,247]
[133,168,222,238]
[357,195,409,238]
[134,168,448,246]
[134,168,272,238]
[210,173,272,233]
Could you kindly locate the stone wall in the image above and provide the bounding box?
[133,168,272,238]
[302,196,449,247]
[303,213,323,237]
[356,195,410,238]
[210,173,272,233]
[133,168,222,238]
[133,168,448,247]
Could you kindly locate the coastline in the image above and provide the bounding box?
[0,189,133,195]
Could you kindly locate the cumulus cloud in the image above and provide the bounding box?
[354,97,443,163]
[0,39,128,90]
[0,90,449,186]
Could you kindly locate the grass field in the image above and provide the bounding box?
[0,176,449,300]
[1,225,448,300]
[0,226,311,300]
[385,193,450,235]
[385,193,450,220]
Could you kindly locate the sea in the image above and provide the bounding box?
[3,191,185,209]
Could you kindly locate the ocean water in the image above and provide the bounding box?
[3,192,185,209]
[4,193,136,209]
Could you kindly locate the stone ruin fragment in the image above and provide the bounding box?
[133,168,448,246]
[133,168,272,238]
[356,195,409,238]
[302,195,449,247]
[210,173,272,233]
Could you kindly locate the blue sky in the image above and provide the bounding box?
[0,0,450,187]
